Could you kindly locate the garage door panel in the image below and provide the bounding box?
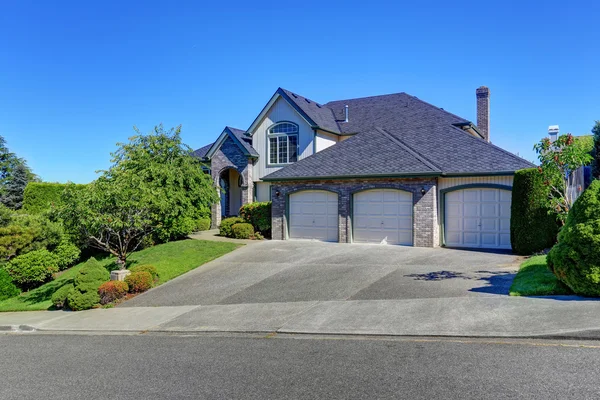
[353,189,413,246]
[481,218,498,231]
[500,191,512,202]
[463,190,480,202]
[481,203,498,217]
[444,188,512,250]
[289,191,338,242]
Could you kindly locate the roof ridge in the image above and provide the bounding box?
[404,95,468,123]
[324,91,408,105]
[374,127,442,172]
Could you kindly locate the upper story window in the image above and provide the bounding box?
[268,122,298,165]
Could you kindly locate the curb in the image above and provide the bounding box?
[0,325,36,332]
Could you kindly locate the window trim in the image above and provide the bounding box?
[267,122,299,166]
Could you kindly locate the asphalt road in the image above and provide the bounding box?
[2,333,600,399]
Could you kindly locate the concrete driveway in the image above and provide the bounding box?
[122,241,521,307]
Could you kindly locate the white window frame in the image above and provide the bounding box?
[267,122,299,166]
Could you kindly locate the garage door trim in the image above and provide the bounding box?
[350,187,414,245]
[286,188,340,241]
[440,183,513,248]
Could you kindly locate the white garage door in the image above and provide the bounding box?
[353,189,413,245]
[289,190,338,242]
[444,188,511,249]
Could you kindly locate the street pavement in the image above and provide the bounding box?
[1,333,600,399]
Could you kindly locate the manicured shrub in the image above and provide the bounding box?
[547,180,600,296]
[129,264,159,282]
[67,257,110,310]
[0,225,37,260]
[0,268,20,301]
[51,283,74,309]
[52,240,81,270]
[125,271,153,293]
[5,249,59,289]
[22,182,86,214]
[219,217,245,238]
[98,281,129,305]
[231,223,254,239]
[195,217,211,231]
[510,168,560,255]
[239,201,271,237]
[11,213,65,253]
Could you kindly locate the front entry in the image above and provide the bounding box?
[353,189,413,245]
[288,190,338,242]
[219,168,242,217]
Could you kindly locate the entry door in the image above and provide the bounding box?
[289,191,338,242]
[353,189,413,245]
[444,188,511,249]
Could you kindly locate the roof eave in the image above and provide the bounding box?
[262,172,442,182]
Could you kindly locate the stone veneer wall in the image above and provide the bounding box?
[210,135,253,229]
[270,177,438,247]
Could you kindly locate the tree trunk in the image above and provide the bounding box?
[116,256,126,270]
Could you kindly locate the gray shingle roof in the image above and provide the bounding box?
[192,143,212,159]
[192,126,258,159]
[227,126,258,157]
[262,91,534,181]
[279,88,342,134]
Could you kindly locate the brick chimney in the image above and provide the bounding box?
[476,86,490,142]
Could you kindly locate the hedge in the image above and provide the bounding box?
[510,168,559,255]
[0,268,20,301]
[547,180,600,296]
[22,182,87,214]
[239,201,271,237]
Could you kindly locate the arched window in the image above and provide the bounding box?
[268,122,299,165]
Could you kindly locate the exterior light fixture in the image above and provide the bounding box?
[420,187,427,195]
[275,191,281,197]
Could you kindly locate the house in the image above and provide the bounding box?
[195,86,533,249]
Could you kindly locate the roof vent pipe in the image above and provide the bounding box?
[344,105,349,123]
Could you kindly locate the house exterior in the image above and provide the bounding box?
[195,86,534,250]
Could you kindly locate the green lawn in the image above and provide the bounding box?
[509,255,572,296]
[0,239,240,312]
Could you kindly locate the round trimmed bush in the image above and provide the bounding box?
[67,257,110,310]
[231,223,254,239]
[5,249,59,289]
[52,240,81,270]
[219,217,245,238]
[125,271,153,293]
[547,180,600,296]
[195,217,211,232]
[239,201,271,237]
[67,290,101,311]
[98,281,129,305]
[510,168,560,255]
[51,283,74,309]
[0,268,20,301]
[129,264,159,282]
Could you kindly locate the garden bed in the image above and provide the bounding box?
[0,239,240,311]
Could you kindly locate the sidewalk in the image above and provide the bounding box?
[2,296,600,339]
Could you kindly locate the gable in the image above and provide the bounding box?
[205,127,258,160]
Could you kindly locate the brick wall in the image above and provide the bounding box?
[210,135,253,228]
[270,177,438,247]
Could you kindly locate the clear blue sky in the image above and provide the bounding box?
[1,0,598,183]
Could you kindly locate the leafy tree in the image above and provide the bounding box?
[533,133,593,223]
[593,121,600,177]
[60,125,218,269]
[0,136,36,188]
[1,163,30,209]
